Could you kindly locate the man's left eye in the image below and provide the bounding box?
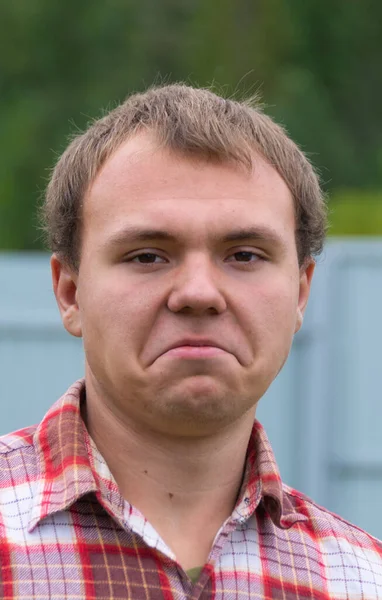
[228,251,260,263]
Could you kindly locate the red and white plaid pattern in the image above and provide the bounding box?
[0,379,381,599]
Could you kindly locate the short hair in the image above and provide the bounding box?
[41,84,327,270]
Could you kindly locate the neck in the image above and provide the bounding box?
[83,384,256,570]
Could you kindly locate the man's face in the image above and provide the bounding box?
[52,133,314,436]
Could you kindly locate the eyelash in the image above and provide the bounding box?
[126,251,265,266]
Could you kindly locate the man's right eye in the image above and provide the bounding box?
[128,253,166,264]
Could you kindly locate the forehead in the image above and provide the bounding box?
[83,133,295,244]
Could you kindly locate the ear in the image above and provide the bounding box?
[51,254,82,338]
[295,259,315,334]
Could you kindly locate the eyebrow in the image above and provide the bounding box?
[105,224,286,250]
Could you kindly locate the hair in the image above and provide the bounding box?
[41,83,327,270]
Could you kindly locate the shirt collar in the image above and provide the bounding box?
[29,379,307,531]
[233,420,308,528]
[28,379,121,531]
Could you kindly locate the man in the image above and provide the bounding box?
[1,84,381,599]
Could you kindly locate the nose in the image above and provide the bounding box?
[167,254,227,316]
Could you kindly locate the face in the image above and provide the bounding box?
[52,133,314,436]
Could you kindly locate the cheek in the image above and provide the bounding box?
[244,279,299,345]
[79,276,158,348]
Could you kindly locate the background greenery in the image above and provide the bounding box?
[1,0,381,250]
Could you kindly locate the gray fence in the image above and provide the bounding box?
[1,240,382,538]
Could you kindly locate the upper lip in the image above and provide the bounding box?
[166,338,226,352]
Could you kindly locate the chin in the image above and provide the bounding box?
[157,379,243,431]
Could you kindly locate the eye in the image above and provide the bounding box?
[226,251,262,263]
[128,252,166,264]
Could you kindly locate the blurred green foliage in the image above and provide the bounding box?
[0,0,381,250]
[329,191,382,236]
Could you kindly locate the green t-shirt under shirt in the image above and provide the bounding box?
[186,566,203,583]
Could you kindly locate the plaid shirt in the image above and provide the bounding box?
[1,380,382,599]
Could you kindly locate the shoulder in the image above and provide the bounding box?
[0,425,37,455]
[284,483,382,549]
[0,425,38,491]
[284,482,382,547]
[283,482,382,595]
[0,425,40,544]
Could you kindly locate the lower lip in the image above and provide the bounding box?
[164,346,226,358]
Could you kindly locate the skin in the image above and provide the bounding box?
[52,132,315,569]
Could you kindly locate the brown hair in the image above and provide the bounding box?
[41,84,327,270]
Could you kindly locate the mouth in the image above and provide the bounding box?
[163,345,227,359]
[166,337,226,351]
